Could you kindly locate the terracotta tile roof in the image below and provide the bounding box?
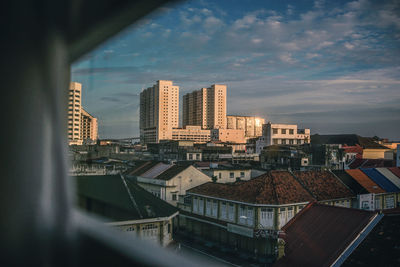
[275,203,378,267]
[292,171,354,200]
[343,144,363,154]
[345,169,385,193]
[188,171,315,205]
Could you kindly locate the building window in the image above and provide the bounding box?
[239,205,246,224]
[141,223,158,237]
[193,198,198,213]
[218,173,221,179]
[229,172,234,178]
[172,193,177,201]
[247,207,254,226]
[279,208,287,228]
[281,129,286,134]
[273,128,278,134]
[281,139,286,145]
[287,207,294,221]
[260,208,274,228]
[220,202,227,220]
[240,172,245,178]
[289,129,294,135]
[206,199,212,216]
[273,139,278,145]
[188,154,193,160]
[228,203,235,221]
[212,200,218,217]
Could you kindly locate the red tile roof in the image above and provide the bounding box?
[343,144,363,154]
[275,203,378,267]
[292,171,354,200]
[345,169,385,193]
[188,171,315,205]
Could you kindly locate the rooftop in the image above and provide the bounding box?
[75,175,177,221]
[188,171,315,205]
[345,169,385,193]
[275,203,378,267]
[292,170,354,200]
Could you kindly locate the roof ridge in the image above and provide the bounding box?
[289,170,317,200]
[269,172,279,205]
[119,174,143,219]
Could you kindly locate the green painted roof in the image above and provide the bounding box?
[74,175,177,221]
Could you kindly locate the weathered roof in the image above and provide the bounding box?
[154,165,189,180]
[332,170,368,195]
[127,161,160,176]
[349,158,396,169]
[275,203,378,267]
[389,167,400,179]
[311,134,388,148]
[188,171,315,205]
[75,175,177,221]
[376,168,400,189]
[342,212,400,267]
[292,171,354,200]
[345,169,385,193]
[361,168,400,192]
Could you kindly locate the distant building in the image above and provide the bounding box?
[81,107,98,143]
[202,166,266,183]
[256,123,310,153]
[68,82,82,145]
[211,128,246,144]
[140,80,179,144]
[171,126,211,144]
[75,174,178,246]
[226,115,265,139]
[127,161,212,206]
[182,84,227,130]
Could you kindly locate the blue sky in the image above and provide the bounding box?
[71,0,400,140]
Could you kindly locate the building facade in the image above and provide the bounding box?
[211,128,246,144]
[81,107,98,143]
[226,115,265,139]
[140,80,179,144]
[68,82,82,145]
[171,126,211,144]
[256,122,310,153]
[182,84,227,130]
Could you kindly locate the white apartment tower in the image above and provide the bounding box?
[182,84,227,130]
[140,80,179,144]
[81,108,98,143]
[68,82,82,145]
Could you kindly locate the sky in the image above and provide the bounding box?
[71,0,400,140]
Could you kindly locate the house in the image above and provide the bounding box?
[202,165,266,183]
[75,174,178,246]
[178,171,316,260]
[127,161,212,206]
[274,203,381,267]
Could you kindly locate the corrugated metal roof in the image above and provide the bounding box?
[332,170,368,195]
[361,168,399,192]
[389,167,400,179]
[345,169,385,194]
[376,168,400,189]
[141,163,172,178]
[275,203,377,267]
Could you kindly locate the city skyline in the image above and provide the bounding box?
[71,0,400,140]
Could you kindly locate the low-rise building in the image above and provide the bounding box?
[127,161,212,206]
[211,128,246,144]
[256,123,310,153]
[75,174,178,246]
[171,126,211,144]
[178,170,355,258]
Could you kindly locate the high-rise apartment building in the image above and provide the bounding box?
[226,115,265,139]
[81,108,98,143]
[140,80,179,144]
[182,84,227,130]
[68,82,82,145]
